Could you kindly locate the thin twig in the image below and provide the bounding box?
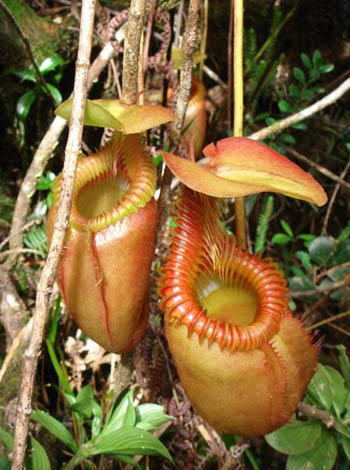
[172,0,200,143]
[203,65,227,88]
[291,274,350,298]
[158,0,200,226]
[322,157,350,234]
[233,0,246,249]
[306,311,350,331]
[0,0,56,106]
[8,42,116,258]
[11,1,96,468]
[249,77,350,141]
[298,403,335,428]
[122,0,146,104]
[286,147,350,191]
[328,323,350,337]
[0,220,37,251]
[143,0,157,72]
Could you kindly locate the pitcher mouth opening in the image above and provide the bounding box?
[196,275,258,327]
[76,171,130,220]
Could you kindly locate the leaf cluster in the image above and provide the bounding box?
[266,346,350,470]
[0,388,173,470]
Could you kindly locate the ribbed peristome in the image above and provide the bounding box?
[158,187,291,352]
[51,132,156,232]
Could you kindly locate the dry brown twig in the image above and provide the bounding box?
[322,157,350,234]
[11,1,97,468]
[286,146,350,191]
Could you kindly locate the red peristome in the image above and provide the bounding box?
[158,188,319,436]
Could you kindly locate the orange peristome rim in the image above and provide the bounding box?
[52,133,156,232]
[158,189,291,352]
[163,137,328,206]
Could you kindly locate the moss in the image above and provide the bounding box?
[1,0,61,63]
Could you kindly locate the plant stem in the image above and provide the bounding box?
[122,0,146,104]
[10,1,96,469]
[233,0,247,249]
[62,443,94,470]
[306,311,350,331]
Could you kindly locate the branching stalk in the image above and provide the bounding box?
[11,1,96,468]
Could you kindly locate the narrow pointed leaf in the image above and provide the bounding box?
[163,137,327,206]
[31,410,77,452]
[39,56,64,74]
[30,437,52,470]
[92,426,173,462]
[136,404,174,431]
[17,90,36,120]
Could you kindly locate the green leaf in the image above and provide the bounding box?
[289,83,300,98]
[103,391,136,434]
[271,233,292,245]
[30,437,51,470]
[136,404,174,431]
[280,219,293,237]
[278,99,293,113]
[0,458,11,470]
[301,89,315,101]
[331,239,350,265]
[153,153,163,167]
[319,64,334,74]
[298,233,315,243]
[92,426,173,462]
[39,56,64,74]
[36,171,56,190]
[279,133,296,144]
[337,345,350,389]
[293,67,306,85]
[31,410,77,452]
[312,50,323,67]
[265,420,322,455]
[70,385,101,420]
[45,84,62,105]
[340,435,350,460]
[306,364,346,415]
[4,67,36,82]
[91,401,103,440]
[0,427,13,451]
[308,237,335,265]
[286,429,337,470]
[291,121,308,131]
[296,250,312,272]
[300,53,312,70]
[16,90,36,120]
[338,226,350,241]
